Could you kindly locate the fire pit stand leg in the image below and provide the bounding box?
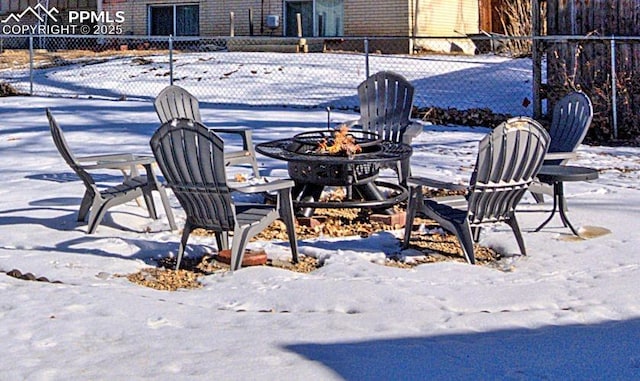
[355,183,395,215]
[293,183,324,217]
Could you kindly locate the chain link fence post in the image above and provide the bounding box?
[29,35,34,96]
[610,36,618,140]
[169,35,174,86]
[364,37,369,79]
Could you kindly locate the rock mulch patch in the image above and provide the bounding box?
[121,268,202,291]
[400,218,500,266]
[125,189,500,291]
[124,254,320,291]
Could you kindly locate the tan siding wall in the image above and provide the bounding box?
[65,0,479,54]
[106,0,478,38]
[210,0,283,36]
[413,0,479,54]
[105,0,211,35]
[415,0,479,36]
[344,0,411,36]
[106,0,283,36]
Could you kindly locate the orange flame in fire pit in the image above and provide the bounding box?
[317,125,362,156]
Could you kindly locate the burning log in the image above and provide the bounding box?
[316,125,362,157]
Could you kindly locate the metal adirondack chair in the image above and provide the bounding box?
[347,71,424,184]
[47,108,176,234]
[403,117,550,264]
[150,119,298,271]
[154,85,261,178]
[530,91,593,203]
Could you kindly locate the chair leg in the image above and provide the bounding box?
[87,200,110,234]
[214,232,230,251]
[230,227,253,272]
[531,191,545,204]
[403,186,422,248]
[506,215,527,256]
[156,185,177,230]
[249,156,261,179]
[279,189,299,263]
[176,222,192,270]
[78,191,93,222]
[472,226,482,242]
[398,158,411,186]
[242,131,261,179]
[453,221,476,264]
[142,190,158,220]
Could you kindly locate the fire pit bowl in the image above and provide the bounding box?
[284,129,383,186]
[255,130,412,214]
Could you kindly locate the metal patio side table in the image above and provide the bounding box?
[534,165,599,236]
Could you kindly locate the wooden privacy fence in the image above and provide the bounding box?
[540,0,640,143]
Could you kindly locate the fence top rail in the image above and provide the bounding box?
[2,34,640,42]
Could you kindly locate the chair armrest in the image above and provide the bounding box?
[76,153,136,163]
[231,179,295,194]
[544,152,577,162]
[79,155,156,182]
[209,127,254,151]
[406,176,468,191]
[402,120,424,144]
[210,126,251,136]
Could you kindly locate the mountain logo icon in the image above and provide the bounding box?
[1,4,59,24]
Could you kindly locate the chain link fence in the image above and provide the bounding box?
[0,34,533,115]
[1,34,637,142]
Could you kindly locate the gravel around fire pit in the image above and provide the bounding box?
[124,255,320,291]
[124,189,500,291]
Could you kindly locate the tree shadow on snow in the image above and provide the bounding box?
[284,318,640,380]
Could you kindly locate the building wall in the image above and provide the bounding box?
[104,0,211,35]
[1,0,481,54]
[413,0,479,54]
[106,0,421,37]
[343,0,411,36]
[3,0,480,39]
[414,0,479,36]
[103,0,284,36]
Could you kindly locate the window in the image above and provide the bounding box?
[149,4,199,36]
[284,0,343,37]
[315,0,343,37]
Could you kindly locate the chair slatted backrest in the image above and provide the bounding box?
[357,71,415,143]
[154,85,203,124]
[468,117,550,224]
[46,108,97,195]
[150,119,235,231]
[547,91,593,164]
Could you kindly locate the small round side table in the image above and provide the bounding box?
[534,165,599,236]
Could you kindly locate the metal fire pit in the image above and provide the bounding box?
[287,130,383,186]
[256,130,412,216]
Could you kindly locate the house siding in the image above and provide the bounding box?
[415,0,479,36]
[344,0,412,36]
[2,0,480,54]
[103,0,284,36]
[414,0,479,54]
[105,0,478,37]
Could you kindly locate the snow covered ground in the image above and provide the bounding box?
[1,62,640,379]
